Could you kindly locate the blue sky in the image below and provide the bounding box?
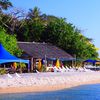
[10,0,100,56]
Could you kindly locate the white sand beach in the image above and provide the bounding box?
[0,71,100,94]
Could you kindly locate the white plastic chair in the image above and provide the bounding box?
[7,73,13,78]
[15,73,21,77]
[53,66,60,72]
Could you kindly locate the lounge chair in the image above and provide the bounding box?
[36,70,40,73]
[7,73,13,78]
[59,67,66,72]
[62,66,68,72]
[65,66,70,71]
[83,67,93,72]
[77,67,86,72]
[15,73,21,77]
[53,66,60,72]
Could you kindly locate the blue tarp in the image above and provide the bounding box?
[0,44,29,64]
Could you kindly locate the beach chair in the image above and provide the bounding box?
[62,66,68,72]
[65,66,70,71]
[83,67,93,72]
[53,66,60,72]
[15,73,21,77]
[7,73,13,78]
[77,67,85,72]
[36,70,40,73]
[59,67,66,72]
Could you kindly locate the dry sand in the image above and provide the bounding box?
[0,72,100,94]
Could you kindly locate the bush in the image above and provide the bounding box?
[17,63,27,73]
[41,65,46,72]
[0,68,6,75]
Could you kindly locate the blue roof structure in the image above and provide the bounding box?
[84,59,97,65]
[84,59,97,63]
[0,44,29,64]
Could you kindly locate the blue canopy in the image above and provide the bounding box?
[84,59,97,65]
[84,59,97,63]
[0,44,29,64]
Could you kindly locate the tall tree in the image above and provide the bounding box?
[3,6,97,60]
[27,7,41,20]
[0,0,12,11]
[41,18,98,60]
[0,8,26,34]
[16,7,46,42]
[27,7,47,24]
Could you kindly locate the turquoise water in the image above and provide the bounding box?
[0,84,100,100]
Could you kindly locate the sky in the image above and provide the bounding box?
[10,0,100,56]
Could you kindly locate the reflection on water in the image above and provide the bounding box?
[0,84,100,100]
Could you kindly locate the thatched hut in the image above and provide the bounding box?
[18,42,74,71]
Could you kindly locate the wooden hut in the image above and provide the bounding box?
[18,42,74,71]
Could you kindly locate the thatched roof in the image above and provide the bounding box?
[18,42,73,60]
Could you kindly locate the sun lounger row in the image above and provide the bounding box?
[52,66,93,72]
[7,73,21,78]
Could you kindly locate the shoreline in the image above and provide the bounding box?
[0,80,100,94]
[0,72,100,94]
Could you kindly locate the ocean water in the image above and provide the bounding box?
[0,84,100,100]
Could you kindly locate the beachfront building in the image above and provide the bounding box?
[18,42,74,72]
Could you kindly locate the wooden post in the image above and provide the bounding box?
[33,58,36,71]
[45,54,47,67]
[74,54,76,67]
[72,60,74,67]
[31,57,33,71]
[28,59,30,73]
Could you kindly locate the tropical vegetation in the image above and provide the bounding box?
[0,0,99,61]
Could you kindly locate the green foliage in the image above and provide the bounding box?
[17,62,26,69]
[0,0,12,11]
[0,27,22,56]
[28,7,41,20]
[17,63,27,73]
[0,68,6,75]
[41,65,46,72]
[16,7,46,42]
[23,20,45,42]
[0,5,98,61]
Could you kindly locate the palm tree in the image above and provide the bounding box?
[27,6,47,24]
[27,7,41,20]
[0,0,12,11]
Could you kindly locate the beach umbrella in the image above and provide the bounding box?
[56,59,60,68]
[38,59,42,71]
